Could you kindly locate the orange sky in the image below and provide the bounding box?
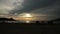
[13,17,48,21]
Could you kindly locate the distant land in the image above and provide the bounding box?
[0,18,60,24]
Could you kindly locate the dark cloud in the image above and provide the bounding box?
[10,0,59,13]
[10,0,60,19]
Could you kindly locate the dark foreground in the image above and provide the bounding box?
[0,23,60,34]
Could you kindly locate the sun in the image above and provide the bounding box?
[20,13,33,17]
[17,13,34,21]
[25,14,32,17]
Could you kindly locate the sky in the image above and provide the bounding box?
[0,0,60,20]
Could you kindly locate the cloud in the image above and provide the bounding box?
[30,6,60,18]
[10,0,60,14]
[0,0,24,15]
[10,0,60,19]
[0,0,60,19]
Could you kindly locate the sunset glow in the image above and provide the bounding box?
[22,14,32,17]
[13,13,48,22]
